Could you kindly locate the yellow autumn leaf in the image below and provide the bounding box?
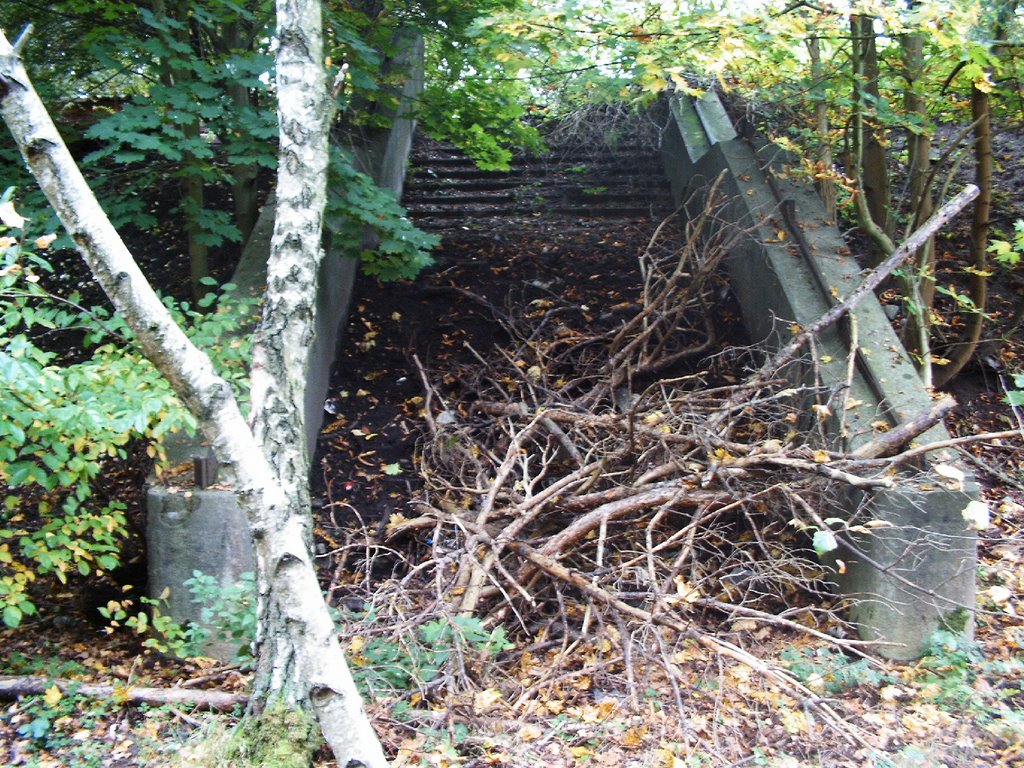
[781,708,810,734]
[623,725,646,746]
[673,576,701,603]
[34,233,57,250]
[713,447,734,462]
[44,684,63,707]
[813,449,829,464]
[544,698,564,714]
[519,723,543,742]
[473,688,503,713]
[654,747,688,768]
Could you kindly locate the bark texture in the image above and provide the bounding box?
[0,16,387,767]
[851,14,892,262]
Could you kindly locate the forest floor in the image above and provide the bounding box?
[1,123,1024,768]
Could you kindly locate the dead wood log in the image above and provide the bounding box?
[0,675,248,711]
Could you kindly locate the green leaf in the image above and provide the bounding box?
[3,604,23,628]
[812,529,838,557]
[383,462,403,476]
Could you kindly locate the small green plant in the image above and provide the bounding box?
[909,630,1024,748]
[7,684,117,768]
[780,646,888,694]
[350,610,514,695]
[1006,371,1024,407]
[989,219,1024,269]
[98,572,257,662]
[1,648,88,678]
[915,629,985,708]
[183,570,258,665]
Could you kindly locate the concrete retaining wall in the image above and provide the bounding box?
[660,91,978,659]
[146,32,424,658]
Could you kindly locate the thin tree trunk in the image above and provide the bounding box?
[851,14,892,263]
[151,0,209,299]
[224,19,260,245]
[0,17,387,766]
[806,34,836,219]
[900,23,935,361]
[935,83,992,385]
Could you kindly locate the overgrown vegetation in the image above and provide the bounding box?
[1,0,1024,765]
[0,198,259,626]
[484,0,1024,386]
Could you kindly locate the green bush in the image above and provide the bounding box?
[0,193,259,626]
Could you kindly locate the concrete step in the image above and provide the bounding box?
[403,136,673,231]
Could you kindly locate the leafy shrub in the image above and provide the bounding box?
[326,148,439,280]
[181,570,259,664]
[989,219,1024,270]
[107,567,513,694]
[0,194,259,626]
[349,610,514,694]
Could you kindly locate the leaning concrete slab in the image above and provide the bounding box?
[660,91,978,659]
[146,32,425,658]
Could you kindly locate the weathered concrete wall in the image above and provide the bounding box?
[660,91,978,659]
[146,32,425,657]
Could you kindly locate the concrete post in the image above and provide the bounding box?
[659,91,978,658]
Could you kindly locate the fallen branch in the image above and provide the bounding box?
[864,427,1023,466]
[0,675,248,712]
[709,184,980,433]
[850,395,958,459]
[499,535,876,750]
[768,184,979,375]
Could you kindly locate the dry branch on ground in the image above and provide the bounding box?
[356,185,993,750]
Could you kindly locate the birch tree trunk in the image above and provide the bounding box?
[0,8,388,766]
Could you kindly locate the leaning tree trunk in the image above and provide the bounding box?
[0,13,387,767]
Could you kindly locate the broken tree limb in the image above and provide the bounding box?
[772,184,978,370]
[0,675,248,712]
[497,535,876,750]
[850,395,958,459]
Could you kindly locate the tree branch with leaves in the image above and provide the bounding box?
[0,4,387,764]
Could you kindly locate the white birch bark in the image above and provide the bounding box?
[0,15,387,767]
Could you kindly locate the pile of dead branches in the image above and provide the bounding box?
[364,183,991,746]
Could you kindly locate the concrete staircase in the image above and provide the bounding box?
[401,137,675,230]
